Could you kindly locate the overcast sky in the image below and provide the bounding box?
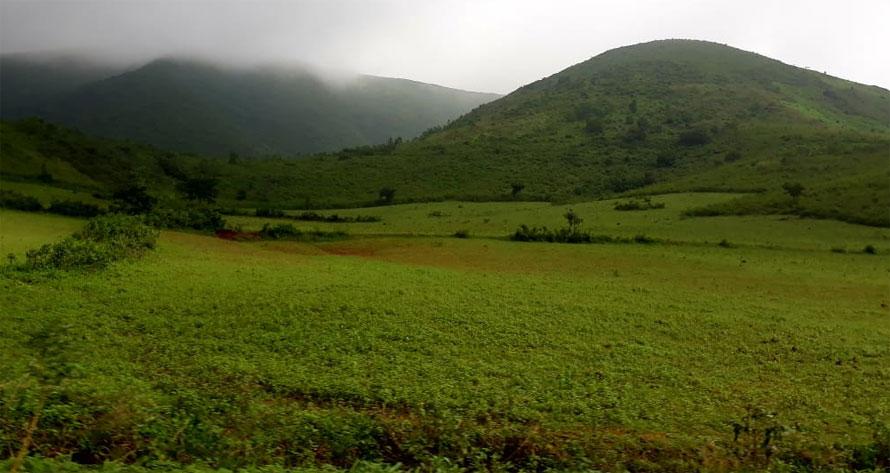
[1,0,888,94]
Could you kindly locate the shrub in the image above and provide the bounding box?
[111,185,157,215]
[614,198,665,211]
[428,211,448,218]
[79,214,159,249]
[453,229,470,239]
[146,207,226,231]
[864,245,877,255]
[47,200,104,218]
[725,150,743,162]
[678,129,711,146]
[259,223,300,239]
[256,208,285,218]
[718,239,735,248]
[830,247,847,254]
[0,190,43,211]
[258,223,347,241]
[24,215,158,271]
[378,187,396,204]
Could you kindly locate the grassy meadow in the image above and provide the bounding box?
[1,192,889,471]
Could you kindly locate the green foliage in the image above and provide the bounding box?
[47,199,104,217]
[21,214,157,271]
[0,207,888,471]
[0,190,43,211]
[177,176,220,203]
[259,223,347,241]
[614,197,665,211]
[452,229,470,238]
[3,40,888,226]
[111,185,157,215]
[145,206,226,231]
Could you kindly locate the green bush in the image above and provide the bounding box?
[146,207,226,231]
[24,215,158,271]
[255,207,285,218]
[614,198,665,211]
[259,223,347,241]
[47,200,104,217]
[864,244,877,255]
[453,229,470,238]
[0,190,43,211]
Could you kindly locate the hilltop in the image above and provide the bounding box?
[0,55,500,155]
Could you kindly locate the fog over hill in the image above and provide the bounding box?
[0,54,501,155]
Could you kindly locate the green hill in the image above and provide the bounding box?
[0,56,501,155]
[2,40,888,226]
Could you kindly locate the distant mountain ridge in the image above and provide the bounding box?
[0,55,501,155]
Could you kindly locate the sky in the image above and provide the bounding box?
[1,0,888,94]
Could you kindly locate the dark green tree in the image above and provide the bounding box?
[378,187,396,204]
[511,182,525,198]
[564,209,583,233]
[179,177,220,203]
[782,182,805,201]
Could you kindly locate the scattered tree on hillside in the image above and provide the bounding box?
[511,182,525,198]
[111,185,157,215]
[37,163,54,183]
[564,209,583,233]
[378,187,396,204]
[585,118,605,135]
[782,182,805,201]
[178,177,220,203]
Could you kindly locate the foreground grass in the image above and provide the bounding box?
[1,210,889,471]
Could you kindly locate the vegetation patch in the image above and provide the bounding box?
[8,214,158,271]
[613,197,666,211]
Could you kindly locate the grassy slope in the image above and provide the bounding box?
[1,210,888,471]
[209,40,890,222]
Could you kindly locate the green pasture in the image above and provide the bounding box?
[1,206,889,471]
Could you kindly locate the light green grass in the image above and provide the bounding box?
[0,209,84,258]
[0,180,106,206]
[1,210,889,470]
[229,193,890,252]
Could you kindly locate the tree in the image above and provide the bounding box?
[782,182,805,201]
[178,177,219,203]
[37,163,54,183]
[564,209,583,233]
[510,182,525,198]
[378,187,396,204]
[585,118,604,135]
[235,189,248,201]
[111,185,157,215]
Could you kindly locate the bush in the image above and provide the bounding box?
[47,200,104,218]
[678,129,711,146]
[0,190,43,211]
[147,207,226,231]
[718,239,735,248]
[24,215,158,271]
[111,185,157,215]
[259,223,347,241]
[614,198,665,211]
[864,245,877,255]
[453,229,470,239]
[256,208,285,218]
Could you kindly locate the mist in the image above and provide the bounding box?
[2,0,888,94]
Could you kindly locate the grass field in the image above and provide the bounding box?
[1,201,889,471]
[228,193,890,252]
